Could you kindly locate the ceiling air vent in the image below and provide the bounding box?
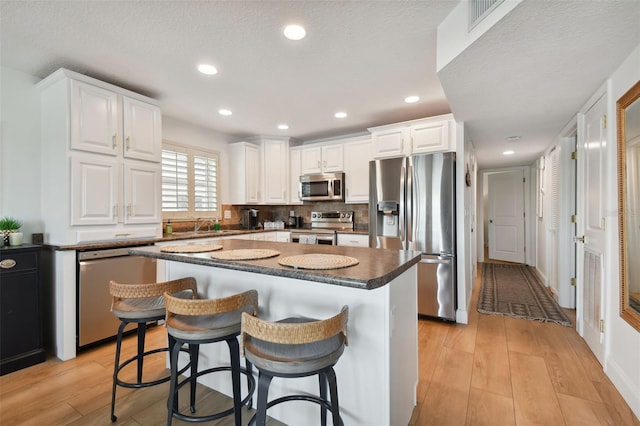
[469,0,505,30]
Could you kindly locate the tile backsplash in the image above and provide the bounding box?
[163,203,369,232]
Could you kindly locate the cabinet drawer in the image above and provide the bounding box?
[0,251,39,273]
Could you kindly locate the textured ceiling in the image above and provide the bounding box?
[1,1,639,169]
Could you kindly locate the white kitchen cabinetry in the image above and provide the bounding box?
[337,233,369,247]
[368,114,455,158]
[300,143,343,174]
[262,138,289,204]
[228,142,261,204]
[289,147,302,204]
[38,68,163,245]
[70,79,161,162]
[343,137,372,203]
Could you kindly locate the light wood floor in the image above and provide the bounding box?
[1,266,638,425]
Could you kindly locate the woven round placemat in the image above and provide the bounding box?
[278,254,359,270]
[160,244,223,253]
[210,249,280,261]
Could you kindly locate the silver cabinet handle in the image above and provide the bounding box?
[0,259,17,269]
[112,134,117,148]
[420,258,451,265]
[126,136,131,150]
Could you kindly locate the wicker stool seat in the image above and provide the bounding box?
[109,277,198,422]
[164,289,258,426]
[241,306,349,426]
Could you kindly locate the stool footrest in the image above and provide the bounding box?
[115,347,190,389]
[248,394,344,426]
[171,366,255,423]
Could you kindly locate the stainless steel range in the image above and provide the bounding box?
[290,211,354,245]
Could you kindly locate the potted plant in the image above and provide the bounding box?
[0,216,22,246]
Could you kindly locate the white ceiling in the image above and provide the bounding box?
[1,1,639,169]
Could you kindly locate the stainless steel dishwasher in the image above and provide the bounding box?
[77,246,156,348]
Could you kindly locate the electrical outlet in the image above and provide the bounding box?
[224,210,231,219]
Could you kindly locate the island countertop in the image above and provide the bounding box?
[131,239,420,290]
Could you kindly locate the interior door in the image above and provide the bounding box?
[576,93,607,364]
[488,170,525,263]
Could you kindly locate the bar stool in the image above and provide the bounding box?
[108,277,198,422]
[241,306,349,426]
[164,289,258,426]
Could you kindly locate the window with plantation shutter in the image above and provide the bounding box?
[162,142,219,219]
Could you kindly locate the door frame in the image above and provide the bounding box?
[476,166,534,265]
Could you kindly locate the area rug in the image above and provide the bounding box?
[478,263,572,326]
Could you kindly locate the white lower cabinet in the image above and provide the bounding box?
[70,156,120,226]
[123,162,161,224]
[337,233,369,247]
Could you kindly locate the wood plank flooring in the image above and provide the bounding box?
[1,264,638,425]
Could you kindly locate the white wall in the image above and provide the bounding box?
[0,67,43,240]
[604,43,640,419]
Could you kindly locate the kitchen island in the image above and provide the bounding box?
[131,239,420,426]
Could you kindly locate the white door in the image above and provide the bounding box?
[576,93,607,364]
[488,170,525,263]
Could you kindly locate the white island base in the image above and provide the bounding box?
[160,259,418,426]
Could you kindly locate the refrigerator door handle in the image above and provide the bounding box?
[407,162,413,246]
[399,164,406,247]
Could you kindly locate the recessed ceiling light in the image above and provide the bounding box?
[334,112,347,119]
[506,135,521,142]
[197,64,218,75]
[503,150,515,155]
[404,95,420,103]
[284,24,306,40]
[278,124,289,130]
[218,109,232,116]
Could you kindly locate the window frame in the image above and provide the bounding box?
[162,141,220,220]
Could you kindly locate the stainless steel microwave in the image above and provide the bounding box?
[300,172,345,201]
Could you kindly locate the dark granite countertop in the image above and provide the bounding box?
[130,239,419,290]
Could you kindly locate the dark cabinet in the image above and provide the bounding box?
[1,245,45,375]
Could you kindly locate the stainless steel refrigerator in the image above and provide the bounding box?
[369,152,456,320]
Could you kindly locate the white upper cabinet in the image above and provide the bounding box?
[410,120,450,154]
[289,147,302,204]
[70,80,119,156]
[300,143,343,174]
[343,137,372,203]
[69,80,161,162]
[369,114,456,158]
[38,68,163,244]
[228,142,261,204]
[122,96,162,162]
[262,138,289,204]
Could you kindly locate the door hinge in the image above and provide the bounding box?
[602,115,607,129]
[600,319,605,333]
[571,214,577,223]
[571,151,578,160]
[570,277,576,287]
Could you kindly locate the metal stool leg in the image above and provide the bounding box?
[227,338,242,426]
[326,367,341,426]
[255,371,273,426]
[167,339,182,426]
[189,343,199,413]
[319,371,328,426]
[245,359,254,409]
[136,322,146,383]
[110,321,128,422]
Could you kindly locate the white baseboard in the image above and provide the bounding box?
[605,356,640,420]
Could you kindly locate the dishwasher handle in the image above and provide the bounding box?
[419,255,451,265]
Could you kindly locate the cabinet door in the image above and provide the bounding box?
[71,156,120,225]
[70,80,119,156]
[337,233,369,247]
[263,139,288,204]
[246,145,260,203]
[411,120,450,153]
[123,162,161,224]
[321,144,344,172]
[289,147,302,204]
[372,128,406,158]
[300,146,322,174]
[122,96,162,162]
[344,139,372,203]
